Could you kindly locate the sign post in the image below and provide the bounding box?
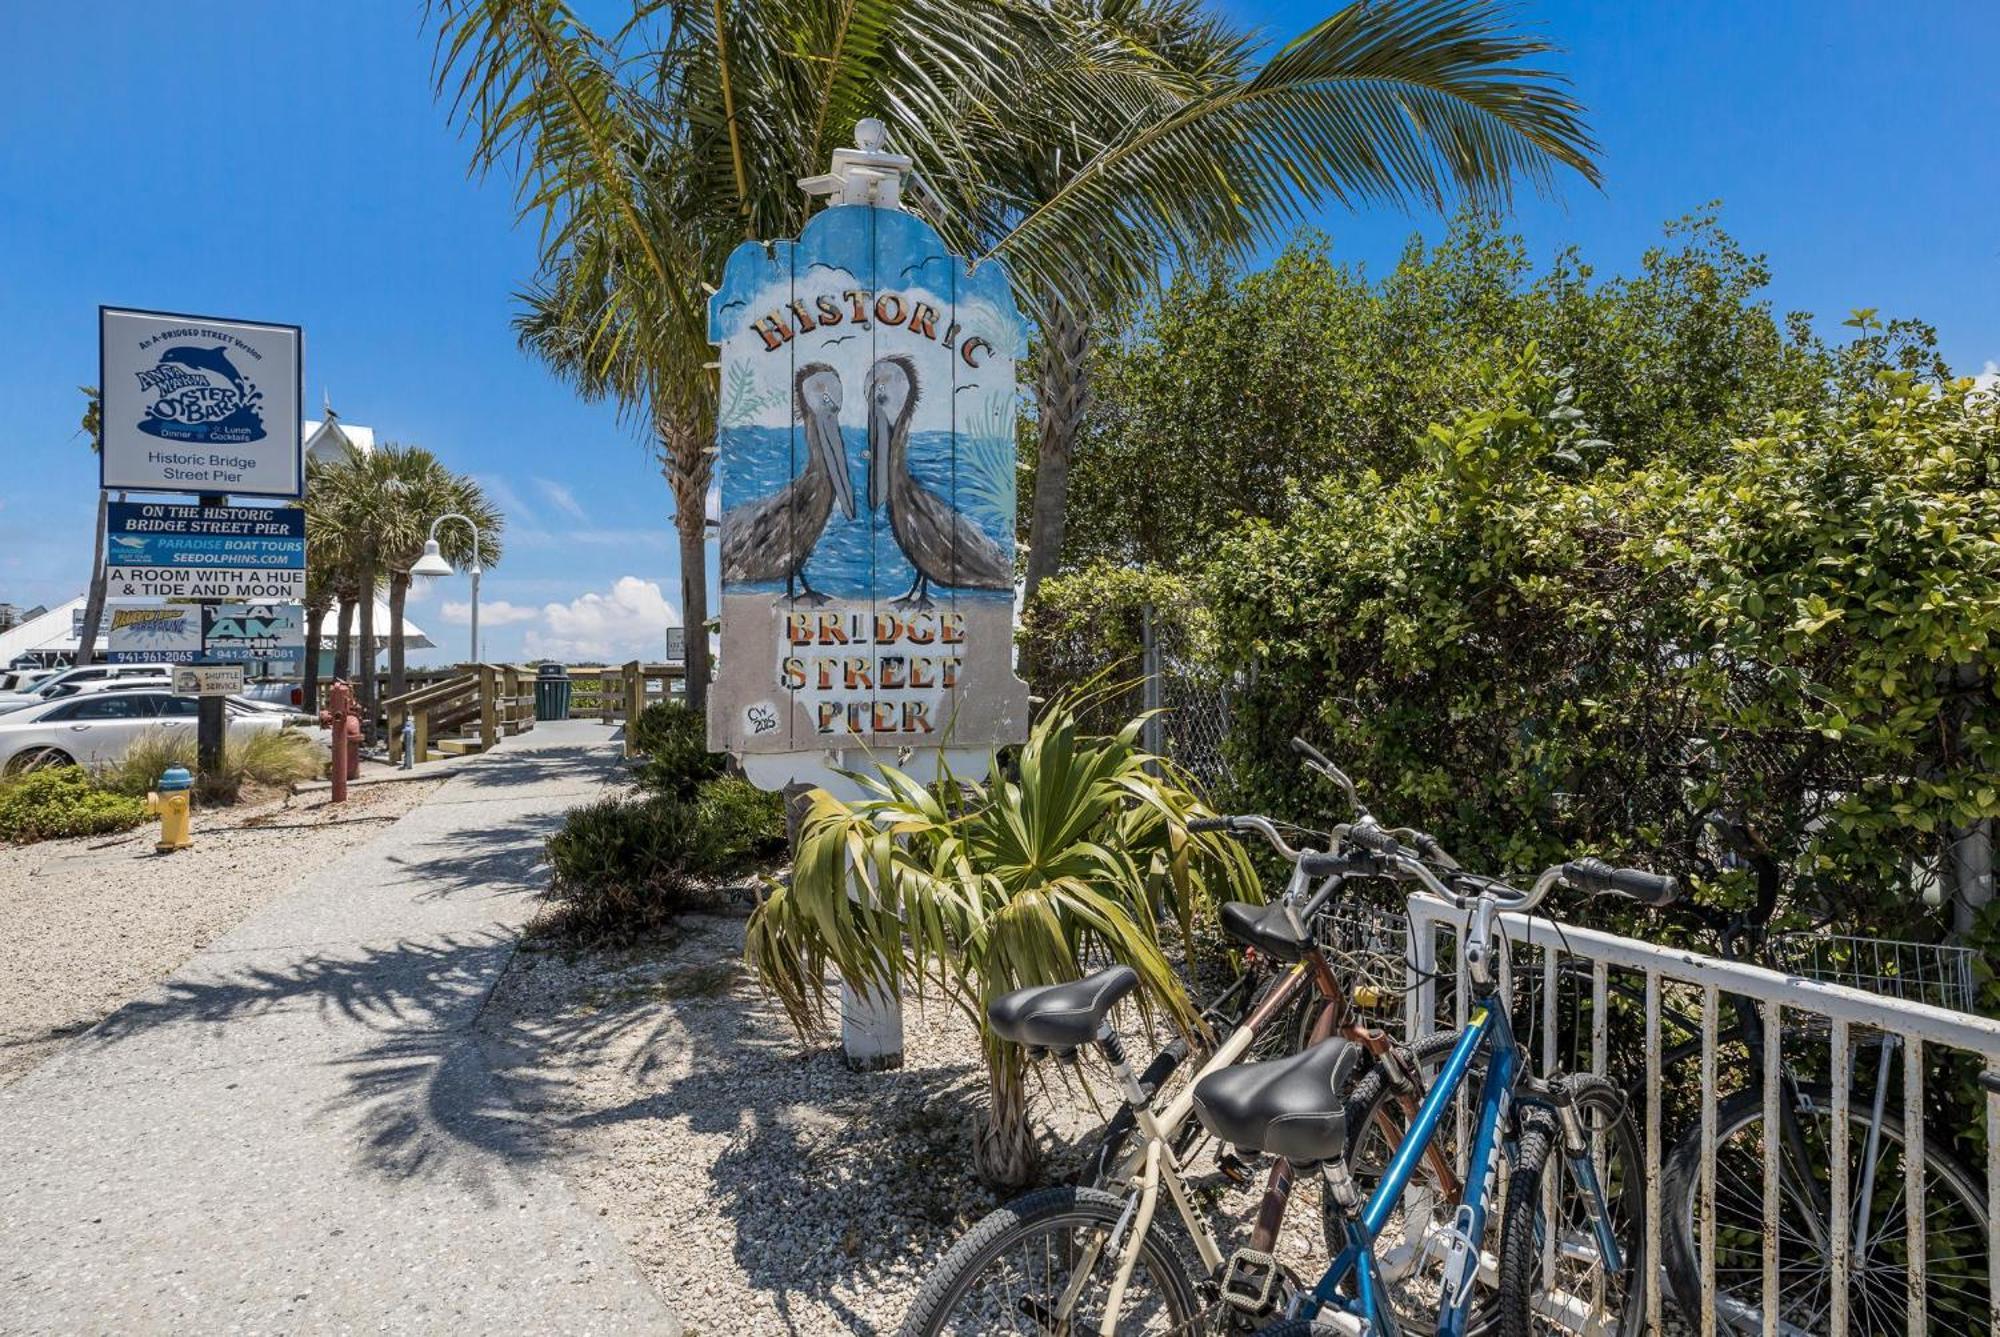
[707,122,1030,1068]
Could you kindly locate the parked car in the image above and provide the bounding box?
[240,679,306,708]
[0,662,178,713]
[0,675,174,716]
[0,691,291,774]
[0,668,55,694]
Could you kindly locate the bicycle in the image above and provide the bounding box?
[899,795,1463,1335]
[1248,844,1673,1337]
[1646,819,1993,1333]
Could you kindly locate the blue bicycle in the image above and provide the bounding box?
[1190,837,1674,1336]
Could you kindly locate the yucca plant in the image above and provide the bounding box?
[746,700,1257,1186]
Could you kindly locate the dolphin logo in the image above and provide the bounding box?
[158,345,248,391]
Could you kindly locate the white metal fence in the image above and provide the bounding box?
[1402,893,2000,1336]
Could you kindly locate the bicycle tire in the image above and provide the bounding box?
[1494,1078,1645,1337]
[1661,1082,1991,1334]
[898,1185,1207,1336]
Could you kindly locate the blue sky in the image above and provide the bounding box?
[2,1,1995,663]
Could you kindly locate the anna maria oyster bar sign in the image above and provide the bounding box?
[707,132,1028,788]
[99,307,303,498]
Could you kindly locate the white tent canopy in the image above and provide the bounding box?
[0,595,430,667]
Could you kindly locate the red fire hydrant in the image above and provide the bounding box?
[320,678,359,803]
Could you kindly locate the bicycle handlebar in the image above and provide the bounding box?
[1562,857,1680,907]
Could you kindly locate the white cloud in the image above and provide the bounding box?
[1972,360,2000,395]
[522,576,680,662]
[535,477,589,522]
[441,599,540,627]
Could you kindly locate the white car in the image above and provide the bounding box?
[0,662,178,714]
[0,691,292,775]
[0,675,174,716]
[0,668,54,694]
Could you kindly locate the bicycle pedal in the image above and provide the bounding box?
[1216,1248,1281,1313]
[1216,1149,1255,1185]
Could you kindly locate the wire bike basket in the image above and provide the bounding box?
[1763,931,1977,1036]
[1314,902,1412,1042]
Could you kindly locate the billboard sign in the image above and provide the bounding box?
[107,502,304,569]
[105,606,203,663]
[706,182,1028,787]
[104,502,306,601]
[99,307,303,498]
[201,603,306,675]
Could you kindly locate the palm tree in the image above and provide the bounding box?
[372,445,502,696]
[74,387,108,667]
[434,0,1600,620]
[748,700,1257,1186]
[435,0,1022,714]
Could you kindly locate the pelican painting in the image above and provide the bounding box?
[866,355,1013,610]
[720,362,854,604]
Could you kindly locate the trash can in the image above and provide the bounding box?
[534,662,572,721]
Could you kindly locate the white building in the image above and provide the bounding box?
[302,409,376,466]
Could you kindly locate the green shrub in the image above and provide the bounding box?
[0,767,147,844]
[626,700,723,797]
[543,776,783,941]
[698,776,787,866]
[97,727,326,805]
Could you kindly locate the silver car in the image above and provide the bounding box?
[0,691,292,775]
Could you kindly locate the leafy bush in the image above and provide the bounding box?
[698,776,787,866]
[1017,561,1215,732]
[1206,356,2000,936]
[626,700,723,797]
[543,776,785,941]
[97,727,326,804]
[0,767,147,843]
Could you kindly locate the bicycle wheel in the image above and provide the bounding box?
[1495,1077,1646,1337]
[898,1185,1208,1336]
[1662,1082,1991,1334]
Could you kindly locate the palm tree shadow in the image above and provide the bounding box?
[480,915,1106,1335]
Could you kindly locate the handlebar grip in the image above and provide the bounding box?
[1187,817,1230,834]
[1563,857,1679,907]
[1298,851,1350,878]
[1346,824,1403,858]
[1413,831,1449,863]
[1291,736,1334,768]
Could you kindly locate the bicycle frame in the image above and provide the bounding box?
[1297,980,1626,1334]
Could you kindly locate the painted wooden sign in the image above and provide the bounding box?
[707,200,1028,787]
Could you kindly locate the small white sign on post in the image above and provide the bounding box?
[173,664,245,697]
[99,307,304,499]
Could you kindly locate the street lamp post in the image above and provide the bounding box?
[409,513,482,666]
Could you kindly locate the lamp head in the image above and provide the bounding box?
[409,538,454,578]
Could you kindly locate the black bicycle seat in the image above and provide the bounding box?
[1191,1038,1360,1165]
[1219,900,1312,963]
[987,966,1138,1049]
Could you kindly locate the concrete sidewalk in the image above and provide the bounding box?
[0,720,680,1335]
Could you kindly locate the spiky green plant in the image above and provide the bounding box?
[746,699,1257,1186]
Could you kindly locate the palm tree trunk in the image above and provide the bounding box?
[356,572,378,744]
[76,491,110,666]
[387,573,410,701]
[302,600,329,712]
[662,419,712,716]
[973,1049,1038,1189]
[334,596,356,688]
[1023,296,1090,607]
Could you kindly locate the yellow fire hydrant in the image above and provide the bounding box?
[146,765,195,853]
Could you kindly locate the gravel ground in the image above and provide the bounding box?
[0,777,446,1087]
[478,913,1336,1336]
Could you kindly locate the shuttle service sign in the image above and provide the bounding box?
[707,203,1028,786]
[99,307,303,498]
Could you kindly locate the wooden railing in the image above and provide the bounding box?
[383,664,535,762]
